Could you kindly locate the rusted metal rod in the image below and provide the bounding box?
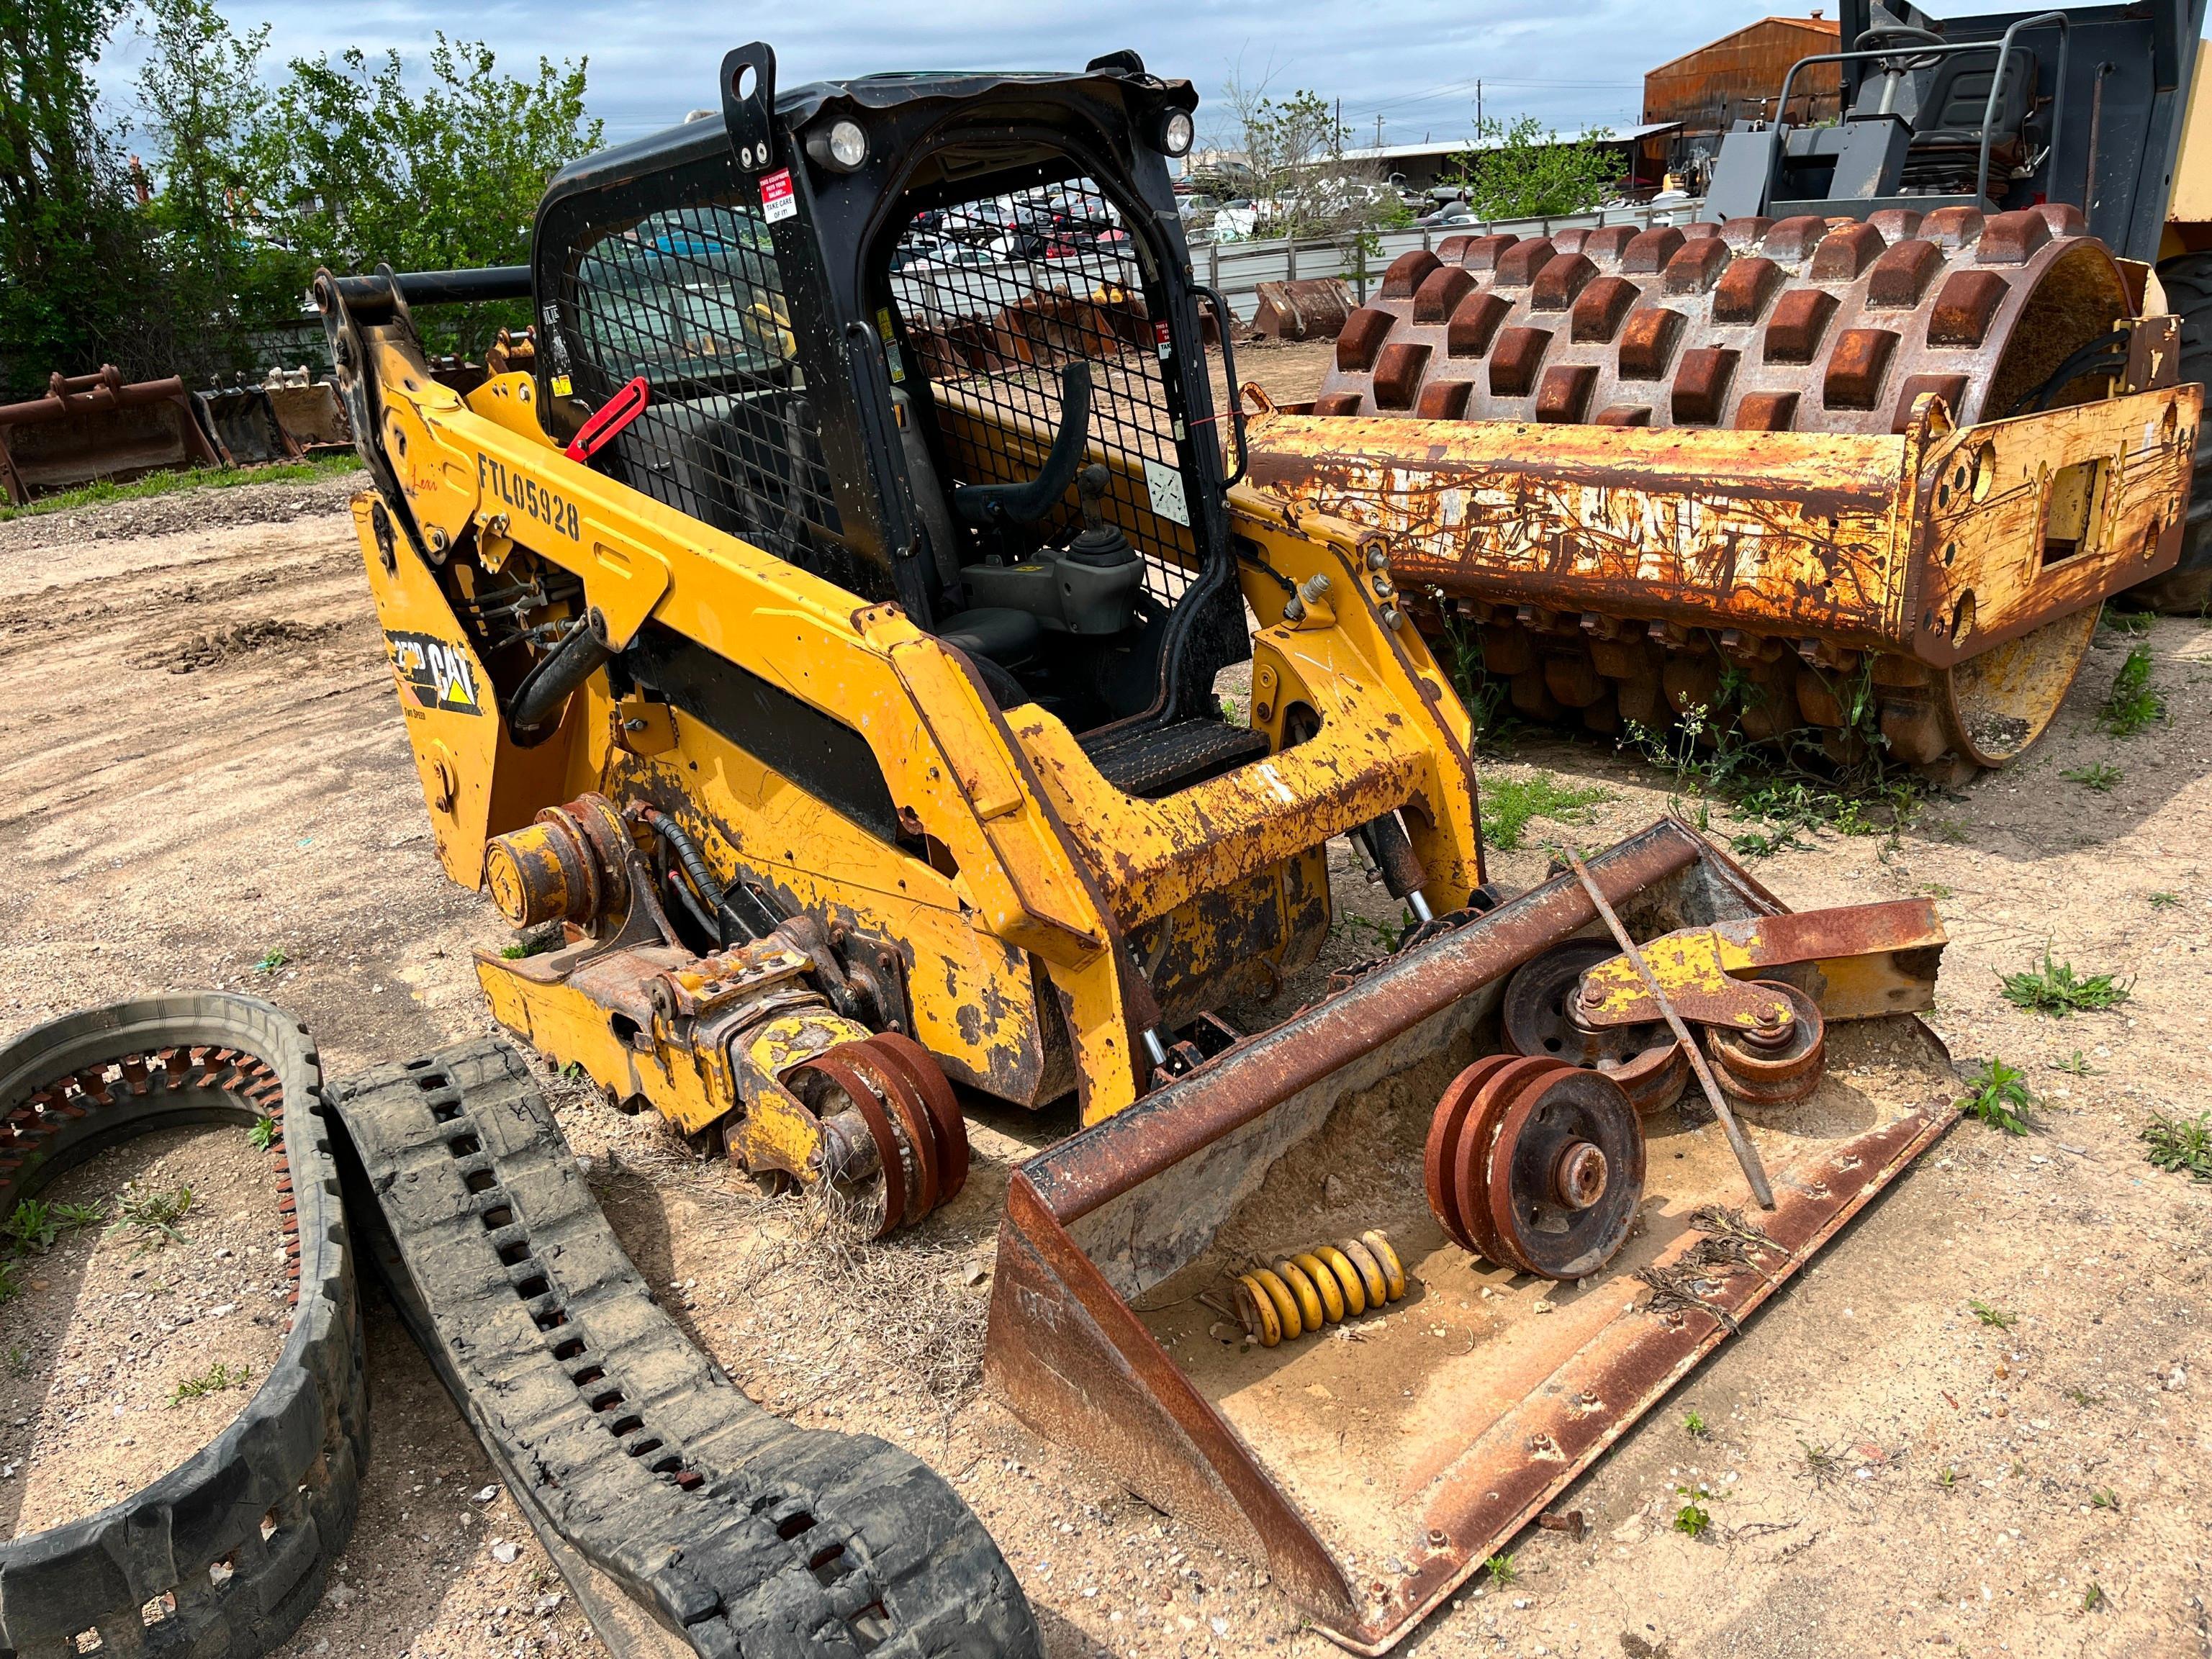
[1564,849,1775,1210]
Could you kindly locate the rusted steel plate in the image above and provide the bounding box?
[1246,381,2197,661]
[1248,406,1918,648]
[1576,895,1946,1027]
[985,823,1961,1653]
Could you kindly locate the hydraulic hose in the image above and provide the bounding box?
[508,618,613,736]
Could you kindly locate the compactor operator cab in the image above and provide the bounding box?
[531,45,1255,794]
[1706,0,2204,261]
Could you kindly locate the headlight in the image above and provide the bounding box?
[1159,109,1195,158]
[807,117,869,172]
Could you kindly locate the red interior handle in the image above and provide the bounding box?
[564,376,651,463]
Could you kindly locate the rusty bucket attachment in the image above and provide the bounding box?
[985,821,1958,1654]
[266,379,353,452]
[0,367,225,504]
[194,384,304,466]
[1250,278,1356,341]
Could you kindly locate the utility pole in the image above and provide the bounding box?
[1476,80,1484,132]
[1375,113,1384,151]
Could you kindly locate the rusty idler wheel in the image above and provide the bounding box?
[1707,980,1827,1106]
[1502,938,1689,1115]
[1426,1054,1646,1280]
[789,1035,970,1237]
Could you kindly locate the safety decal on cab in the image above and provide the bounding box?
[385,630,483,715]
[760,168,797,224]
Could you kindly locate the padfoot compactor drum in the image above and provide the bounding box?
[1250,207,2197,781]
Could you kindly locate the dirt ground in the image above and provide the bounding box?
[1,1125,290,1535]
[0,348,2207,1659]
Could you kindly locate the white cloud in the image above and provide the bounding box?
[98,0,1823,148]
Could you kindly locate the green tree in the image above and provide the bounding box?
[0,0,158,393]
[135,0,281,380]
[1222,81,1407,245]
[1445,115,1620,222]
[248,37,600,355]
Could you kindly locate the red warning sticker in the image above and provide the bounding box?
[761,168,796,224]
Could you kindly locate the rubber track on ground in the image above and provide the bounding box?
[0,994,366,1659]
[327,1037,1039,1659]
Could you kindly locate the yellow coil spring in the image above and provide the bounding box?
[1232,1231,1407,1347]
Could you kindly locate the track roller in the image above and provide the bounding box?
[1705,980,1827,1106]
[790,1034,970,1237]
[1426,1054,1646,1280]
[1502,938,1690,1114]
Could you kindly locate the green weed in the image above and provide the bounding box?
[2141,1111,2212,1180]
[1998,947,2130,1016]
[3,1346,27,1379]
[2063,763,2122,792]
[1672,1483,1717,1536]
[2100,645,2165,736]
[112,1185,194,1249]
[1968,1298,2016,1329]
[50,1201,104,1231]
[1918,882,1954,900]
[2089,1486,2120,1511]
[1219,695,1239,723]
[2050,1049,2098,1077]
[254,949,289,975]
[0,1261,17,1306]
[0,454,361,525]
[1481,772,1612,852]
[169,1360,253,1407]
[1934,1465,1959,1491]
[248,1116,280,1152]
[2147,890,2180,909]
[1797,1442,1843,1486]
[2082,1583,2106,1611]
[1485,1552,1516,1586]
[2098,604,2152,637]
[1683,1411,1710,1439]
[4,1200,57,1255]
[1960,1059,2032,1135]
[2062,1385,2105,1407]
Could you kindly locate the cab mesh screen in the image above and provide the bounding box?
[888,179,1200,604]
[559,194,850,580]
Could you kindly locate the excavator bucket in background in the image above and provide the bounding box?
[195,384,304,467]
[985,819,1958,1655]
[266,379,353,452]
[1250,278,1356,341]
[0,367,224,505]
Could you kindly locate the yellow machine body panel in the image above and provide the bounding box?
[349,353,1485,1129]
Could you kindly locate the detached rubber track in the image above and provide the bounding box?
[328,1038,1040,1659]
[0,995,365,1659]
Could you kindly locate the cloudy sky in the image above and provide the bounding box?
[94,0,2039,150]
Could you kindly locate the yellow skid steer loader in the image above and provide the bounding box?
[327,44,1964,1651]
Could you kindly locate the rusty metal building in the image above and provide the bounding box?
[1644,13,1843,137]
